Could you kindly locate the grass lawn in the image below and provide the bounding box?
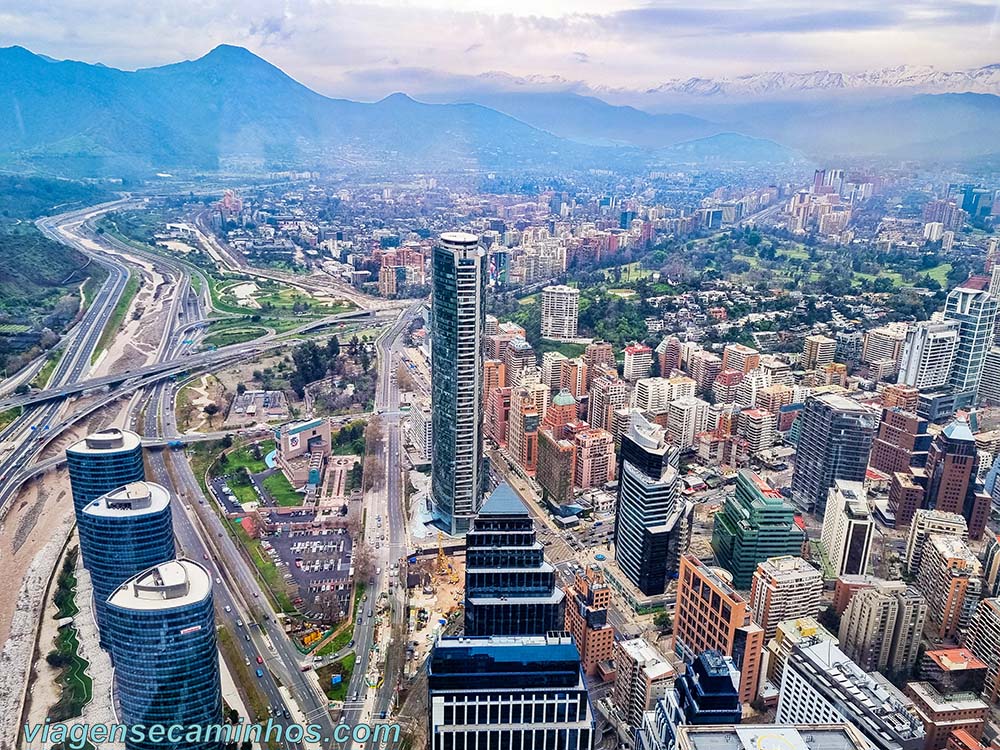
[203,324,269,348]
[536,339,587,358]
[518,294,537,306]
[263,471,303,507]
[92,270,140,362]
[32,348,62,389]
[602,261,653,282]
[0,407,21,431]
[217,442,274,475]
[927,263,953,286]
[319,653,357,702]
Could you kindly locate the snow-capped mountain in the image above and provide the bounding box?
[640,64,1000,98]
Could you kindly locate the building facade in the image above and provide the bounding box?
[66,427,145,517]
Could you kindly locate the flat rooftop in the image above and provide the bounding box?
[677,725,868,750]
[108,559,211,611]
[83,481,170,517]
[67,427,142,455]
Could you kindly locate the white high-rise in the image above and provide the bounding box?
[666,396,710,450]
[540,284,580,340]
[820,480,873,577]
[897,320,960,390]
[944,282,999,402]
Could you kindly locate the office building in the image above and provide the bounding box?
[624,343,654,381]
[898,321,960,390]
[905,680,989,750]
[944,281,998,402]
[463,484,565,637]
[674,555,765,704]
[482,359,506,409]
[790,394,877,513]
[427,634,594,750]
[540,285,580,340]
[614,413,692,595]
[588,375,629,432]
[925,419,991,539]
[66,427,145,517]
[766,617,837,686]
[979,347,1000,405]
[613,638,676,730]
[883,384,921,412]
[916,535,982,639]
[983,532,1000,598]
[777,638,925,750]
[508,385,544,475]
[711,470,806,590]
[667,396,710,450]
[838,581,927,674]
[636,651,742,750]
[671,725,870,750]
[870,408,933,477]
[722,344,761,374]
[803,335,837,370]
[820,480,874,577]
[79,481,175,645]
[431,232,487,535]
[904,509,967,576]
[409,399,434,460]
[749,556,823,641]
[484,386,511,447]
[105,560,222,750]
[536,429,576,508]
[564,566,615,676]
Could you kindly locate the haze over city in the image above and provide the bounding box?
[2,5,1000,750]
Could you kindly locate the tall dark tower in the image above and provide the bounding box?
[463,484,565,636]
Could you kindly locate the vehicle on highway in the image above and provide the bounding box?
[256,655,264,664]
[300,664,312,672]
[237,620,243,627]
[224,605,232,613]
[255,668,264,678]
[348,639,355,648]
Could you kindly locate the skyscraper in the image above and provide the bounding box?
[820,480,874,577]
[944,280,998,404]
[898,321,960,390]
[427,634,594,750]
[711,470,806,589]
[105,560,222,750]
[431,231,487,535]
[463,484,565,637]
[749,556,823,642]
[674,555,765,704]
[838,581,927,674]
[564,566,616,676]
[790,393,877,513]
[924,419,991,539]
[540,284,580,340]
[78,481,175,645]
[917,534,982,639]
[66,427,145,517]
[614,413,693,595]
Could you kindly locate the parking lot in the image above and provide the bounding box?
[263,529,354,621]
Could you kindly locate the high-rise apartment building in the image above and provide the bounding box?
[536,429,576,508]
[790,393,877,513]
[777,638,925,750]
[838,581,927,674]
[431,231,487,535]
[904,509,967,576]
[624,343,654,381]
[614,413,693,595]
[482,359,506,409]
[666,395,710,450]
[944,280,998,403]
[564,566,616,676]
[749,556,823,641]
[722,343,761,374]
[79,481,175,644]
[573,427,616,489]
[674,555,765,704]
[409,399,434,460]
[588,375,629,432]
[540,284,580,340]
[633,376,696,412]
[965,598,1000,703]
[736,408,777,454]
[66,427,145,517]
[862,323,909,373]
[917,534,982,639]
[979,347,1000,405]
[612,638,676,730]
[898,321,960,390]
[584,340,616,385]
[803,335,837,370]
[504,337,537,387]
[508,385,545,475]
[427,634,595,750]
[882,384,921,412]
[106,560,222,750]
[688,350,722,394]
[711,470,806,589]
[463,484,565,637]
[820,480,874,577]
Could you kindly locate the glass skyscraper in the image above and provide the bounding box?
[789,393,876,514]
[944,281,998,405]
[66,427,145,517]
[614,412,693,595]
[105,559,222,750]
[431,231,487,535]
[463,483,565,636]
[78,481,175,645]
[427,634,595,750]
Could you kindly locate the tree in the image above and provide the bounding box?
[203,403,220,426]
[236,382,247,396]
[653,611,672,632]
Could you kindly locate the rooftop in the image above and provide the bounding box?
[68,427,142,455]
[107,559,211,612]
[478,483,528,517]
[83,481,170,517]
[925,648,987,672]
[676,725,869,750]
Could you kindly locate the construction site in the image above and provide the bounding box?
[403,533,466,678]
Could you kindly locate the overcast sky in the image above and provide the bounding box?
[2,0,998,99]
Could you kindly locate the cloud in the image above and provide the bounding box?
[0,0,996,100]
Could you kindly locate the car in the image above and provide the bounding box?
[368,609,373,617]
[244,634,250,642]
[215,577,221,584]
[244,658,250,666]
[203,553,209,560]
[253,592,259,598]
[283,710,289,719]
[257,655,264,664]
[237,620,243,627]
[255,668,264,678]
[224,605,232,613]
[348,639,355,648]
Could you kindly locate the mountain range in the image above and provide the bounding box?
[2,45,1000,178]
